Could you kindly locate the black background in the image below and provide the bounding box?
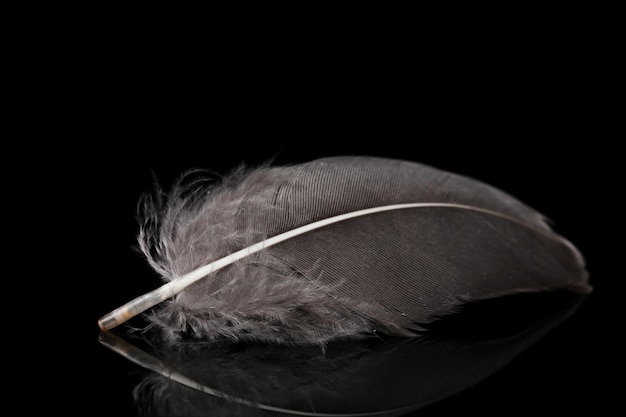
[35,20,619,416]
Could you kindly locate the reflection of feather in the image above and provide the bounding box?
[100,292,587,416]
[105,156,591,345]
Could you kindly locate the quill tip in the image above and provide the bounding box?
[98,308,133,332]
[98,315,115,332]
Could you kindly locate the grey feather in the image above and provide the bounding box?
[137,156,591,345]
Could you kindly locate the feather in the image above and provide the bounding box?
[98,156,591,345]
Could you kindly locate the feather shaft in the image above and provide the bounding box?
[99,202,539,331]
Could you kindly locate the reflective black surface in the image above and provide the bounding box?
[95,292,589,416]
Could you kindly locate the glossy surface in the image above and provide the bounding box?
[98,292,588,416]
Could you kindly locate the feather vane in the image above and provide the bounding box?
[98,156,591,345]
